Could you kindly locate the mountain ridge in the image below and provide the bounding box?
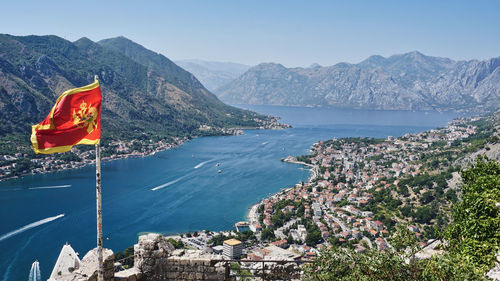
[216,51,500,112]
[0,34,268,145]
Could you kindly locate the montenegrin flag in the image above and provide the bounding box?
[31,78,101,154]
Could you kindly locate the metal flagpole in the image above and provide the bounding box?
[95,75,104,281]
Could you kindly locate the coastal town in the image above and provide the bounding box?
[0,116,289,182]
[3,3,500,279]
[145,113,498,265]
[3,109,499,280]
[0,137,188,181]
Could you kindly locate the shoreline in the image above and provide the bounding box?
[0,138,187,183]
[282,157,320,181]
[245,158,318,225]
[247,203,260,227]
[245,185,300,226]
[0,122,291,183]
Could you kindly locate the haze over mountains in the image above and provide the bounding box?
[174,59,250,92]
[215,51,500,112]
[0,34,264,140]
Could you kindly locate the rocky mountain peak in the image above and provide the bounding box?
[73,37,94,45]
[215,52,500,113]
[0,33,267,138]
[254,62,287,70]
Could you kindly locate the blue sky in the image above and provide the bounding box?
[1,0,499,67]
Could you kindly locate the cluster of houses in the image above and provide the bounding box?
[254,116,292,130]
[408,122,477,144]
[0,137,187,180]
[133,116,479,266]
[252,118,478,254]
[280,182,391,251]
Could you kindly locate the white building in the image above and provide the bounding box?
[361,211,373,217]
[312,203,322,217]
[223,239,243,259]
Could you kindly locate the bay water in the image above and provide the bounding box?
[0,106,461,280]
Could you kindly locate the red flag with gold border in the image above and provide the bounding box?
[31,78,102,154]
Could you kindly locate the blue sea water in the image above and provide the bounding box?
[0,106,462,280]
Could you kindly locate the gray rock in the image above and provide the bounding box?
[216,52,500,112]
[487,253,500,281]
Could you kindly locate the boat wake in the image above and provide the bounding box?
[29,184,71,190]
[194,160,212,169]
[151,175,189,191]
[0,214,65,242]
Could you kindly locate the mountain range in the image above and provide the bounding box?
[215,51,500,112]
[174,59,250,92]
[0,34,266,144]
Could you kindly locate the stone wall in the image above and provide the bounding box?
[126,233,228,281]
[154,255,227,281]
[51,233,301,281]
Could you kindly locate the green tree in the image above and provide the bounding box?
[419,191,434,204]
[305,230,322,246]
[167,238,184,249]
[57,152,81,162]
[236,230,256,242]
[303,158,499,280]
[303,227,484,281]
[11,158,34,176]
[398,185,409,197]
[444,158,500,273]
[412,206,436,224]
[444,188,458,203]
[399,205,412,217]
[114,246,134,268]
[261,228,275,241]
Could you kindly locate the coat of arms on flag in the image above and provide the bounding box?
[31,78,102,154]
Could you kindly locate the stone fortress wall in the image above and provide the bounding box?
[117,233,227,281]
[50,233,302,281]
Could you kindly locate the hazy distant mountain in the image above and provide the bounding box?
[0,34,265,140]
[175,59,251,91]
[216,51,500,112]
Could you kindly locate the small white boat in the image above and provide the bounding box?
[218,169,222,173]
